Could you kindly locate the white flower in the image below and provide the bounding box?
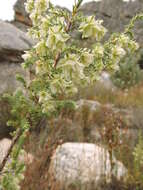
[25,0,34,13]
[112,45,126,58]
[40,16,50,37]
[94,44,104,58]
[22,51,31,61]
[80,51,94,66]
[50,78,63,94]
[39,91,53,103]
[117,34,139,52]
[42,101,55,113]
[79,16,107,41]
[34,40,47,56]
[58,54,85,81]
[46,26,69,52]
[35,0,50,13]
[29,10,40,25]
[35,60,43,74]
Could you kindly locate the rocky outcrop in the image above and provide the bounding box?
[0,20,33,63]
[0,20,33,93]
[12,0,31,32]
[80,0,143,44]
[0,20,33,138]
[11,0,143,44]
[49,143,127,188]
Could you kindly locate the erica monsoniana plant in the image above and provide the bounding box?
[0,0,143,189]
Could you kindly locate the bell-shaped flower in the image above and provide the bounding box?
[117,34,139,53]
[80,51,94,66]
[50,78,64,95]
[79,16,107,41]
[41,101,56,113]
[58,54,85,81]
[34,40,47,56]
[35,60,43,74]
[35,0,50,14]
[40,16,51,37]
[29,10,40,26]
[112,45,126,58]
[39,91,53,103]
[25,0,34,13]
[46,26,69,52]
[93,44,104,58]
[109,45,126,65]
[22,51,32,61]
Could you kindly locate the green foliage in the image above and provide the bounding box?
[134,134,143,169]
[1,133,26,190]
[132,133,143,188]
[0,0,143,189]
[112,54,143,89]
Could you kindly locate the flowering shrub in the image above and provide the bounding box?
[0,0,143,189]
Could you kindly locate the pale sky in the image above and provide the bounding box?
[0,0,97,21]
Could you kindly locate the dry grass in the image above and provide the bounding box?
[76,81,143,108]
[20,104,134,190]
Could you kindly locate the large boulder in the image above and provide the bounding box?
[0,138,11,164]
[0,20,33,63]
[0,21,33,93]
[49,143,127,189]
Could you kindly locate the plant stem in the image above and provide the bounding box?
[54,0,83,68]
[0,129,22,172]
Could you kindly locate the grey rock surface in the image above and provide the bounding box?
[0,21,32,138]
[99,72,116,91]
[0,138,33,172]
[0,62,27,93]
[12,0,31,31]
[0,138,11,164]
[0,20,33,93]
[50,143,127,188]
[76,99,101,111]
[0,20,33,62]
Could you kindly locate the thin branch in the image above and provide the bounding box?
[54,0,83,68]
[76,0,83,10]
[0,129,22,173]
[54,52,61,68]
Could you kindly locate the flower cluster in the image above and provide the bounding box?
[25,0,50,25]
[46,26,69,53]
[79,16,107,41]
[103,33,139,70]
[118,34,139,53]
